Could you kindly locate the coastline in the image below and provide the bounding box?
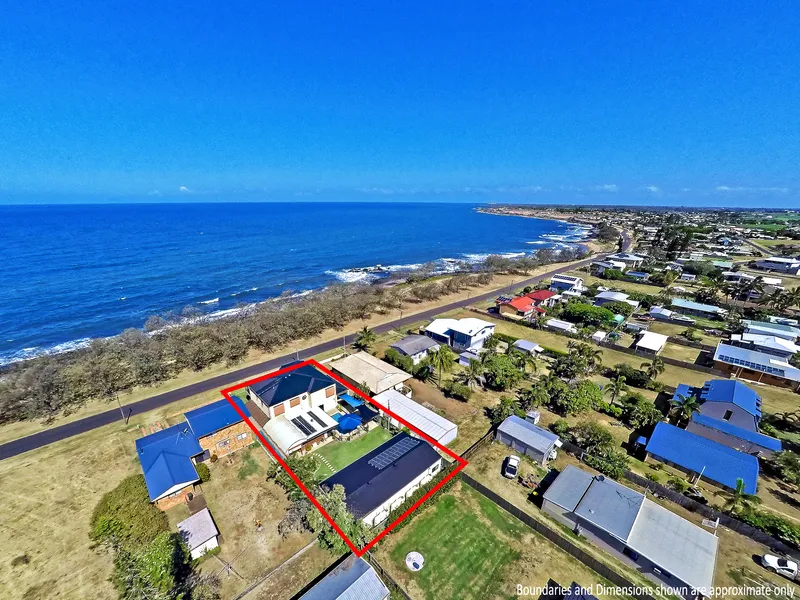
[476,205,604,226]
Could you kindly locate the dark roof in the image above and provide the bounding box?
[185,396,250,438]
[390,334,439,355]
[699,379,761,418]
[690,413,782,452]
[646,422,759,494]
[135,423,202,500]
[299,555,389,600]
[249,363,337,407]
[321,432,441,518]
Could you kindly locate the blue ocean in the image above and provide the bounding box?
[0,202,588,364]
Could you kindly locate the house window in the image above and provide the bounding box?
[290,397,301,407]
[273,403,285,416]
[723,410,733,421]
[431,463,440,474]
[236,432,248,441]
[217,439,230,448]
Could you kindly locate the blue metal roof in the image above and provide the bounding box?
[645,422,759,494]
[672,298,726,314]
[184,396,250,438]
[135,423,203,500]
[691,414,782,452]
[700,379,761,418]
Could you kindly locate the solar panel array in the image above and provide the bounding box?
[291,415,316,436]
[368,437,420,470]
[309,411,329,429]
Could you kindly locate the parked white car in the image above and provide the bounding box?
[502,455,520,479]
[761,554,798,580]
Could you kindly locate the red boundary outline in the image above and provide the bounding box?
[219,358,468,556]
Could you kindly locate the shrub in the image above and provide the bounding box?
[551,419,571,438]
[210,453,218,463]
[738,510,800,549]
[541,346,568,359]
[602,301,635,317]
[195,463,211,483]
[668,476,689,493]
[597,401,624,419]
[613,363,651,389]
[90,475,169,549]
[562,302,616,328]
[584,449,629,479]
[383,347,414,373]
[492,332,519,345]
[443,380,473,401]
[681,328,701,342]
[646,473,660,483]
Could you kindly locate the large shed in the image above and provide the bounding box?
[373,389,458,446]
[495,415,561,465]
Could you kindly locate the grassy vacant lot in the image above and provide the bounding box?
[312,426,393,478]
[374,482,631,600]
[466,442,800,596]
[564,270,664,296]
[647,321,720,346]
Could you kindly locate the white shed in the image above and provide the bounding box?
[177,508,219,560]
[373,389,458,446]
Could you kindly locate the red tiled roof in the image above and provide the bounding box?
[531,306,546,314]
[504,296,536,312]
[526,289,557,302]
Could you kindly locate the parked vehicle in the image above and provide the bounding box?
[761,554,798,580]
[502,455,520,479]
[684,487,708,505]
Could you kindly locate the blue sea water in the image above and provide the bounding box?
[0,202,588,364]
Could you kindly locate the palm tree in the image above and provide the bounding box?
[723,478,762,515]
[641,356,665,382]
[353,326,376,351]
[508,348,540,375]
[428,345,456,389]
[740,276,765,305]
[757,289,785,310]
[658,286,675,303]
[457,359,485,389]
[785,287,800,311]
[604,374,628,406]
[669,393,700,423]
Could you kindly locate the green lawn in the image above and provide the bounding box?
[386,488,524,600]
[312,426,393,477]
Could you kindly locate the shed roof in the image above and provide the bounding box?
[635,331,668,352]
[513,339,543,353]
[690,413,782,452]
[177,508,219,551]
[671,298,727,315]
[185,396,250,439]
[373,390,457,443]
[299,555,389,600]
[497,415,559,454]
[595,291,630,302]
[645,422,759,494]
[321,432,441,518]
[331,352,412,394]
[390,335,439,356]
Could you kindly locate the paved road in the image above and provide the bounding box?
[0,234,628,460]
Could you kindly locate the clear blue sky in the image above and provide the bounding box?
[1,1,799,206]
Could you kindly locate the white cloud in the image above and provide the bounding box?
[680,188,691,192]
[179,185,191,193]
[593,184,618,192]
[716,185,789,194]
[643,185,661,194]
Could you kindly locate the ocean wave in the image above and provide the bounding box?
[0,338,94,367]
[198,297,220,305]
[525,240,549,245]
[231,287,258,296]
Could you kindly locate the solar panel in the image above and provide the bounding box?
[368,437,420,470]
[291,416,316,436]
[308,411,329,429]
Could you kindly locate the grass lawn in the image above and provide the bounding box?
[659,342,702,364]
[754,239,800,247]
[564,270,664,296]
[647,321,719,346]
[375,482,631,600]
[312,426,393,478]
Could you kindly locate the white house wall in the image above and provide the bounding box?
[361,459,442,527]
[189,537,219,560]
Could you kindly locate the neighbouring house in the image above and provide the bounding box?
[712,260,734,269]
[542,466,718,595]
[605,252,647,269]
[649,306,696,324]
[264,405,339,456]
[626,271,650,282]
[712,342,800,391]
[742,319,800,342]
[645,422,759,494]
[135,396,252,509]
[247,362,339,420]
[670,298,728,320]
[593,291,639,310]
[495,415,561,466]
[591,330,607,343]
[549,274,586,293]
[512,339,544,355]
[458,349,481,367]
[423,317,496,352]
[321,432,442,527]
[494,294,546,319]
[177,508,220,560]
[330,352,412,396]
[728,332,800,359]
[545,318,578,334]
[768,315,799,326]
[721,272,784,300]
[373,389,458,446]
[687,414,781,458]
[678,273,697,283]
[299,555,390,600]
[184,396,253,459]
[633,331,668,356]
[525,288,559,308]
[624,321,649,334]
[390,334,440,365]
[754,256,800,275]
[591,260,626,276]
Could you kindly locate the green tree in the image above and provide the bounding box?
[570,421,614,453]
[90,475,169,550]
[428,345,456,389]
[773,451,800,487]
[353,326,376,351]
[669,393,700,423]
[603,374,628,406]
[456,359,485,389]
[518,382,549,411]
[111,532,191,600]
[483,353,524,390]
[622,394,663,429]
[723,478,762,515]
[308,485,370,553]
[552,380,602,416]
[641,356,665,382]
[268,454,321,501]
[584,449,630,480]
[489,395,525,426]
